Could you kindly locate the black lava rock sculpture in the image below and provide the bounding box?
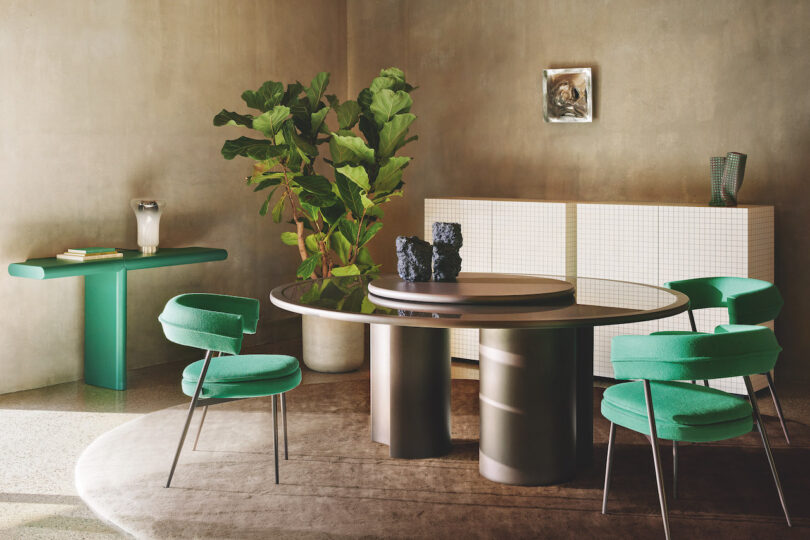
[432,222,463,249]
[396,235,433,282]
[432,244,462,282]
[431,222,463,282]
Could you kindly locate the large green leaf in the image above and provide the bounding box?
[271,195,286,223]
[306,72,330,109]
[332,264,360,277]
[338,218,359,247]
[283,82,304,104]
[290,130,318,156]
[336,100,361,129]
[305,233,321,255]
[252,105,291,137]
[213,109,254,127]
[242,81,285,111]
[221,137,287,160]
[374,156,410,193]
[335,172,364,218]
[370,89,412,127]
[300,190,337,208]
[360,222,383,247]
[357,88,374,115]
[309,106,330,136]
[330,132,375,164]
[321,199,345,225]
[336,165,371,191]
[379,67,405,83]
[370,76,397,94]
[356,246,375,266]
[331,230,352,264]
[280,231,298,246]
[252,176,282,192]
[299,200,321,221]
[358,116,379,150]
[295,175,332,195]
[259,186,280,216]
[329,130,358,164]
[378,113,416,158]
[296,253,321,278]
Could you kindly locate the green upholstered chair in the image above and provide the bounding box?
[158,293,302,487]
[601,325,791,539]
[665,277,789,444]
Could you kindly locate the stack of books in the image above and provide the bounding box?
[56,248,123,262]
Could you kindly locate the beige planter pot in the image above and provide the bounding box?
[302,314,365,373]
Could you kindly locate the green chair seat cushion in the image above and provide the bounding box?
[601,381,753,442]
[183,354,299,382]
[182,369,302,399]
[182,354,301,399]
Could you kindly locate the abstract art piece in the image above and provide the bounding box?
[543,67,592,123]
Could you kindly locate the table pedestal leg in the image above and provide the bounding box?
[370,324,451,458]
[479,327,593,485]
[84,270,127,390]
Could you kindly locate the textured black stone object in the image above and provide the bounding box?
[432,222,463,249]
[432,244,462,282]
[396,236,432,282]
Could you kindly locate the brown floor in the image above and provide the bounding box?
[0,341,807,538]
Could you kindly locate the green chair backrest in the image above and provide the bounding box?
[664,277,782,324]
[611,324,781,381]
[158,293,260,355]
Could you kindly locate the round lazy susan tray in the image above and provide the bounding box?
[367,273,575,305]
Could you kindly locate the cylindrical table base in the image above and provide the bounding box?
[479,327,581,485]
[370,324,451,459]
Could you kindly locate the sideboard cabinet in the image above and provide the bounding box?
[424,198,774,394]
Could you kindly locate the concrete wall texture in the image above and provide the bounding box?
[2,0,809,393]
[348,0,810,384]
[0,0,347,393]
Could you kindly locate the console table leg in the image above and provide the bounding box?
[370,324,451,458]
[84,270,127,390]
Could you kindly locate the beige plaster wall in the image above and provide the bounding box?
[0,0,347,394]
[347,0,810,382]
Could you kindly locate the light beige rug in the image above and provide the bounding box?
[76,380,808,539]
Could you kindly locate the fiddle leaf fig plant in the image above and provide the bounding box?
[214,68,416,280]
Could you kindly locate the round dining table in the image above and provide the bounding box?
[270,272,688,486]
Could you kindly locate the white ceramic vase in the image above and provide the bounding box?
[302,314,365,373]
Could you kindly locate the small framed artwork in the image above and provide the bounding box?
[543,67,592,123]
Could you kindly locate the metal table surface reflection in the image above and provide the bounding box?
[270,273,688,485]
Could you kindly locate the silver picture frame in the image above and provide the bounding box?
[543,67,593,123]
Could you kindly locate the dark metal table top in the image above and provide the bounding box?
[270,273,689,329]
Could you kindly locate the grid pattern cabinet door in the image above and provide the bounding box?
[576,204,661,383]
[423,199,775,394]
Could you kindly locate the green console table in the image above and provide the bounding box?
[8,247,228,390]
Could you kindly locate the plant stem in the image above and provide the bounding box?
[349,207,367,264]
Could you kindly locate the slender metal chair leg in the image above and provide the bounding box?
[166,350,214,488]
[744,376,791,526]
[764,372,791,445]
[688,310,698,332]
[602,422,616,514]
[643,380,671,540]
[282,392,289,460]
[192,406,209,451]
[672,440,678,499]
[272,394,279,484]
